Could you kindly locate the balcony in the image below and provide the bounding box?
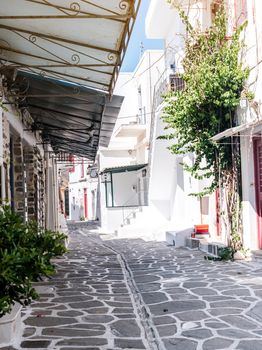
[114,109,147,139]
[114,124,146,138]
[154,72,185,109]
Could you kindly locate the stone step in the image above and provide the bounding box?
[166,228,193,247]
[186,238,202,249]
[199,241,228,258]
[250,250,262,261]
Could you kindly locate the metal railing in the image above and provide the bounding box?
[121,190,148,226]
[154,72,185,109]
[138,106,147,125]
[148,71,185,180]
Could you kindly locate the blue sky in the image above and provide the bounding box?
[121,0,163,72]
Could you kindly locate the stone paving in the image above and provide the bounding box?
[3,223,262,350]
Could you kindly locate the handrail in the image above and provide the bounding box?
[121,190,148,225]
[148,70,184,180]
[121,189,147,207]
[148,70,167,181]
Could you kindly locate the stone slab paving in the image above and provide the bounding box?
[105,238,262,350]
[3,223,262,350]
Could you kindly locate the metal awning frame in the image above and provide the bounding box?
[4,71,124,160]
[211,119,262,141]
[0,0,141,95]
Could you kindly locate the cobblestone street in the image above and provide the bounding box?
[5,224,262,350]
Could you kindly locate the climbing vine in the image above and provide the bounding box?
[161,5,250,250]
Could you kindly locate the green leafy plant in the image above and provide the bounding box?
[218,246,234,260]
[0,206,67,317]
[161,4,249,250]
[204,246,233,261]
[161,6,248,192]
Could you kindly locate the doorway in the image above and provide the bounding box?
[254,138,262,248]
[84,188,88,220]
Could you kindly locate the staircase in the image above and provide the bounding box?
[250,250,262,262]
[120,206,143,227]
[115,205,169,241]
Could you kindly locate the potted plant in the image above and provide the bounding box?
[0,206,67,345]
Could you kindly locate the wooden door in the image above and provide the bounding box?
[84,188,88,220]
[215,190,221,236]
[254,139,262,248]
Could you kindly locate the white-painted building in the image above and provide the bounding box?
[228,0,262,251]
[68,157,98,222]
[145,0,262,250]
[98,51,165,234]
[144,0,215,242]
[98,3,207,241]
[98,0,262,250]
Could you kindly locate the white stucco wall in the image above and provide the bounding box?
[236,0,262,249]
[240,127,260,250]
[112,171,139,207]
[68,159,98,221]
[148,105,201,230]
[99,149,137,170]
[113,73,138,129]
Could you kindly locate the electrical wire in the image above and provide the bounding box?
[118,37,186,88]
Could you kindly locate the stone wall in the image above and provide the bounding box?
[2,114,10,201]
[24,146,35,221]
[35,147,45,227]
[0,117,46,226]
[23,145,46,227]
[1,106,57,230]
[13,135,25,217]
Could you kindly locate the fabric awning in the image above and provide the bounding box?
[5,71,124,160]
[0,0,141,94]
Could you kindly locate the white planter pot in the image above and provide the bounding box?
[234,250,246,261]
[0,302,22,346]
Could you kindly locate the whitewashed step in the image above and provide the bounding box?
[166,228,193,247]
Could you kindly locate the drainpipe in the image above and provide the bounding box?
[149,52,153,119]
[147,52,153,165]
[0,78,4,200]
[0,79,3,165]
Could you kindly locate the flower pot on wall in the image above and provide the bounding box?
[194,224,209,233]
[0,302,22,346]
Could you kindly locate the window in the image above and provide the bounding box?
[169,74,185,92]
[234,0,247,26]
[104,172,113,207]
[4,163,9,202]
[81,158,84,178]
[68,154,75,173]
[64,189,69,216]
[211,0,223,23]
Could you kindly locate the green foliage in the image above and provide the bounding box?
[218,246,234,260]
[0,206,67,317]
[161,6,249,195]
[204,246,233,261]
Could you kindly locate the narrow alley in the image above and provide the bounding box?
[6,223,262,350]
[2,1,262,350]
